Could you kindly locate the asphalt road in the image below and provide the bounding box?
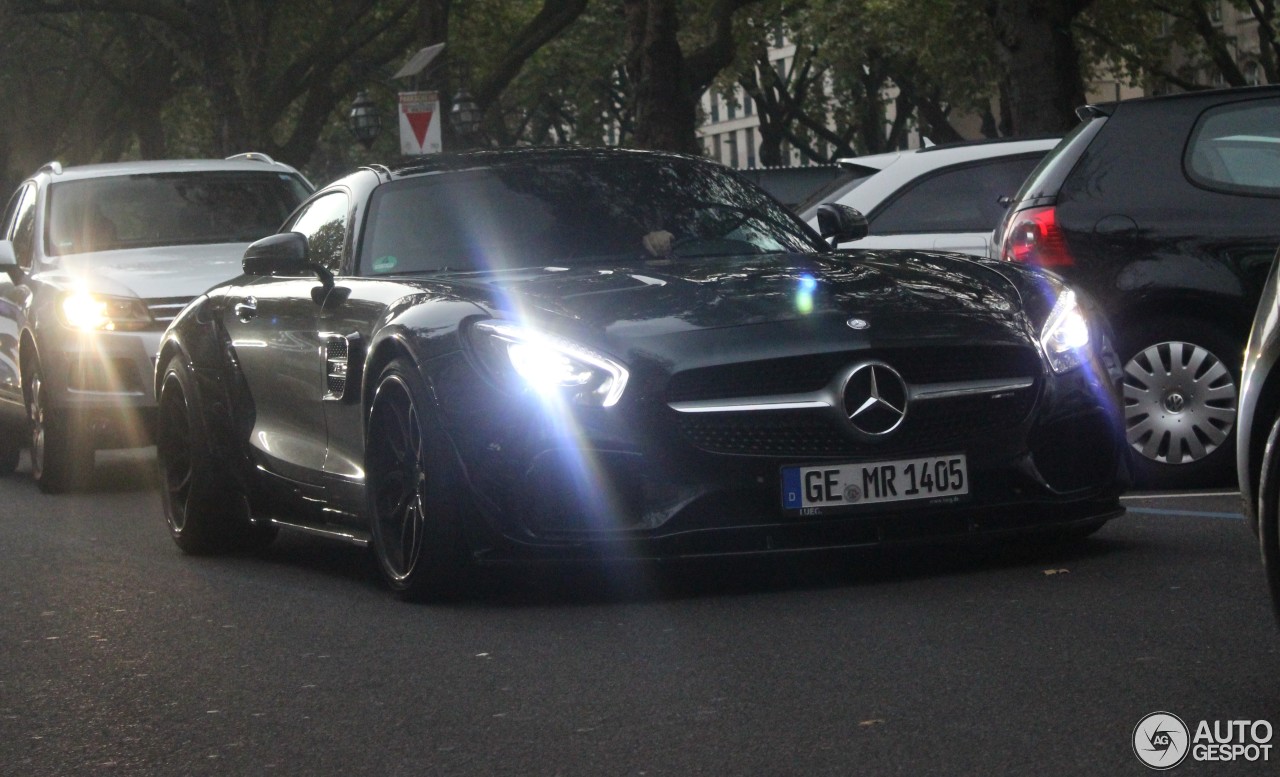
[1,449,1278,777]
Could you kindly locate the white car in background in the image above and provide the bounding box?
[0,154,312,491]
[800,136,1059,256]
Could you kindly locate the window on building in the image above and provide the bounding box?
[726,131,739,169]
[747,129,757,169]
[710,93,719,123]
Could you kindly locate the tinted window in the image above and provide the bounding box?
[287,192,349,273]
[870,156,1044,234]
[359,156,824,275]
[1186,98,1280,194]
[45,171,310,256]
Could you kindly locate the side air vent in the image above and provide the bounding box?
[321,332,361,401]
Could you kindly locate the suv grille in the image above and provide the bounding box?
[145,297,195,328]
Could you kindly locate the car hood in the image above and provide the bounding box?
[426,250,1034,366]
[45,243,250,299]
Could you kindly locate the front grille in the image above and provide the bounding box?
[145,297,196,328]
[676,389,1036,457]
[665,345,1041,403]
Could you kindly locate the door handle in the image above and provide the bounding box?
[234,296,258,322]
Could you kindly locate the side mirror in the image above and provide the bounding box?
[243,232,334,288]
[816,203,869,246]
[0,240,20,282]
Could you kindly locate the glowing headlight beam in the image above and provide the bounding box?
[61,292,113,330]
[1040,288,1091,373]
[474,320,629,407]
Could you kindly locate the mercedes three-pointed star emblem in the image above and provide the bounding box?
[842,362,908,436]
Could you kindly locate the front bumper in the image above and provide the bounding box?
[434,350,1129,562]
[37,327,163,448]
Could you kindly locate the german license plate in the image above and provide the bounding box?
[781,454,968,512]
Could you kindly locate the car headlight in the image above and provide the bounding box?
[1040,288,1090,373]
[471,320,629,407]
[59,291,151,331]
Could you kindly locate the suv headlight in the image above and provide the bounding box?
[59,291,152,331]
[1040,288,1090,373]
[470,320,629,407]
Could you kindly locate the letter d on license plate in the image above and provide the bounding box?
[781,454,968,511]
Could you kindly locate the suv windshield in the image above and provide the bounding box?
[46,171,310,255]
[360,156,826,275]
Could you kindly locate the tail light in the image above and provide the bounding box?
[999,206,1074,267]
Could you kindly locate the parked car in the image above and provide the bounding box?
[994,85,1280,488]
[798,136,1058,256]
[153,147,1127,600]
[0,154,313,492]
[1236,245,1280,625]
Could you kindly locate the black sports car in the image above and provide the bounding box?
[154,148,1128,600]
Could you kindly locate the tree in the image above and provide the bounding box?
[623,0,765,153]
[986,0,1097,135]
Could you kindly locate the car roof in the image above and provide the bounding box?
[833,136,1060,176]
[32,154,305,184]
[799,136,1060,220]
[1082,82,1280,117]
[381,146,701,181]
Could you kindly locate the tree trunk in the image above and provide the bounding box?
[988,0,1094,135]
[624,0,700,153]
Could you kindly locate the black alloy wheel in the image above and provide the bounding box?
[26,358,91,493]
[367,358,470,601]
[156,354,275,554]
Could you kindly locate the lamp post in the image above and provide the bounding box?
[347,90,381,149]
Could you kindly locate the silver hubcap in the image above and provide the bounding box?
[1123,340,1237,465]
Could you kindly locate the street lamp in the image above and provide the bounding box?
[450,89,482,142]
[347,90,380,149]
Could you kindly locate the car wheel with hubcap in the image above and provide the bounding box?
[367,357,472,602]
[26,358,92,493]
[1119,318,1239,489]
[156,354,276,554]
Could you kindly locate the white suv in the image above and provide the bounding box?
[800,136,1058,256]
[0,154,312,491]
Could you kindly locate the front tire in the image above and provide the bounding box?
[1119,318,1239,488]
[26,357,92,493]
[366,357,472,602]
[156,354,275,554]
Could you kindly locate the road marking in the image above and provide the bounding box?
[1125,507,1244,520]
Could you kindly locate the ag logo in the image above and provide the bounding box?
[1133,711,1190,769]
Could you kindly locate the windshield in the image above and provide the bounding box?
[359,154,827,275]
[45,171,311,255]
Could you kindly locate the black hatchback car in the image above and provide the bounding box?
[995,85,1280,488]
[154,148,1127,600]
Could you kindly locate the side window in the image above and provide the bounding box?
[5,184,38,269]
[869,156,1044,234]
[287,192,349,273]
[1186,98,1280,194]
